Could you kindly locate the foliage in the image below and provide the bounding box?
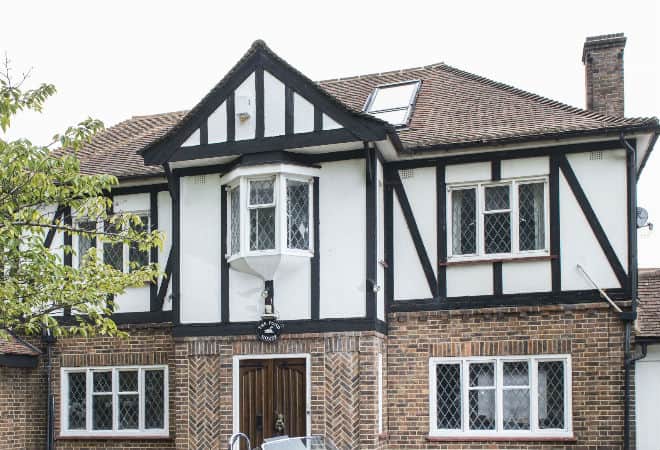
[0,56,163,339]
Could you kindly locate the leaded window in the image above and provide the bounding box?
[230,187,241,255]
[62,366,168,436]
[448,179,548,259]
[100,213,150,273]
[430,356,570,437]
[77,220,97,266]
[287,180,310,250]
[249,179,276,251]
[103,221,123,271]
[128,214,150,272]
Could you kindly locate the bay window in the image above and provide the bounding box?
[429,355,571,438]
[227,172,313,259]
[62,366,168,437]
[448,178,548,259]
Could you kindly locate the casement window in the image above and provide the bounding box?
[364,80,421,126]
[61,366,168,437]
[429,356,572,438]
[227,173,313,258]
[75,213,150,272]
[448,179,548,259]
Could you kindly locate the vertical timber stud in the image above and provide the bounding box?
[285,86,294,135]
[384,168,394,315]
[626,138,637,299]
[221,186,229,323]
[436,163,447,301]
[227,92,236,142]
[310,177,320,320]
[366,143,377,321]
[491,160,503,297]
[550,154,561,292]
[63,207,73,316]
[149,189,159,311]
[200,120,208,146]
[255,67,265,139]
[169,169,181,325]
[314,107,323,132]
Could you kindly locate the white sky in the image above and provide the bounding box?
[1,0,659,265]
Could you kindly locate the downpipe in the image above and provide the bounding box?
[42,330,57,450]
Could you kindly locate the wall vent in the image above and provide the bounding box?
[589,151,603,161]
[193,175,207,185]
[400,168,415,179]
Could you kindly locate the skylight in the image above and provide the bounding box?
[364,80,420,126]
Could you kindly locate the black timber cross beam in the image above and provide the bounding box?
[155,246,174,311]
[389,168,439,298]
[558,154,628,289]
[43,205,65,248]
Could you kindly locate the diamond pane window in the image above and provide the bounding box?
[436,364,462,430]
[77,221,97,266]
[129,214,149,271]
[249,179,274,206]
[230,187,241,254]
[519,183,545,251]
[63,367,167,435]
[468,363,495,430]
[538,361,565,429]
[103,222,123,271]
[145,370,165,429]
[451,189,476,255]
[287,180,310,250]
[484,213,511,254]
[67,372,87,430]
[250,207,276,250]
[503,362,530,430]
[365,81,420,126]
[485,185,510,210]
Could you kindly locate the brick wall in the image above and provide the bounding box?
[385,302,626,449]
[582,33,626,117]
[0,361,47,450]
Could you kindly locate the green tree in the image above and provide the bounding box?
[0,57,163,339]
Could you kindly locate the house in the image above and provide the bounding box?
[635,268,660,449]
[0,33,658,450]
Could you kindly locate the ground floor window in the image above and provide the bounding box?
[61,366,168,436]
[429,355,571,438]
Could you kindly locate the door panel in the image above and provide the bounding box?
[239,358,306,449]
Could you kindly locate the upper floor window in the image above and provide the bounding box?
[429,355,571,438]
[227,172,313,259]
[364,80,420,126]
[75,213,150,272]
[61,366,168,437]
[448,179,548,260]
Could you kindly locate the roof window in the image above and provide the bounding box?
[364,80,420,126]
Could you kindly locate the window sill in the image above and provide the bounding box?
[57,434,171,441]
[441,254,556,267]
[426,434,575,442]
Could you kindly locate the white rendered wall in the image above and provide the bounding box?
[566,150,627,272]
[446,264,493,297]
[377,160,385,320]
[180,175,222,323]
[208,101,227,144]
[501,156,548,179]
[264,71,285,137]
[322,114,342,130]
[319,159,366,318]
[445,161,490,184]
[636,344,660,450]
[393,167,436,300]
[293,93,314,134]
[181,128,200,147]
[228,268,264,322]
[502,260,551,293]
[235,73,256,141]
[559,172,619,290]
[157,191,173,311]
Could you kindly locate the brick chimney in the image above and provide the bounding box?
[582,33,627,117]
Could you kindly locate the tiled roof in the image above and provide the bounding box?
[0,332,41,356]
[71,46,659,178]
[638,269,660,338]
[318,63,658,150]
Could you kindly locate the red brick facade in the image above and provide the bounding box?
[0,302,631,449]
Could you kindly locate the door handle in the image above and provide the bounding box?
[256,414,263,431]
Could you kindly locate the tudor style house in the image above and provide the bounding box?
[0,33,658,450]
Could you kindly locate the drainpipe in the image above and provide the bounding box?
[42,329,57,450]
[620,133,638,450]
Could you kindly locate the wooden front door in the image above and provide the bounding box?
[239,358,307,449]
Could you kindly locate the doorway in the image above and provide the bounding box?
[235,356,309,449]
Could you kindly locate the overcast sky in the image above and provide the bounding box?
[1,0,659,266]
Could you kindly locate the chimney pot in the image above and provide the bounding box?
[582,33,627,117]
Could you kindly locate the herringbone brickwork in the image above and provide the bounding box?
[325,352,360,450]
[188,356,222,449]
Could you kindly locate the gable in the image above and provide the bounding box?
[141,41,390,166]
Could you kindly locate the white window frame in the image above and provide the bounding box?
[363,79,421,127]
[73,212,151,273]
[226,172,314,261]
[61,365,169,438]
[447,177,550,261]
[428,355,572,439]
